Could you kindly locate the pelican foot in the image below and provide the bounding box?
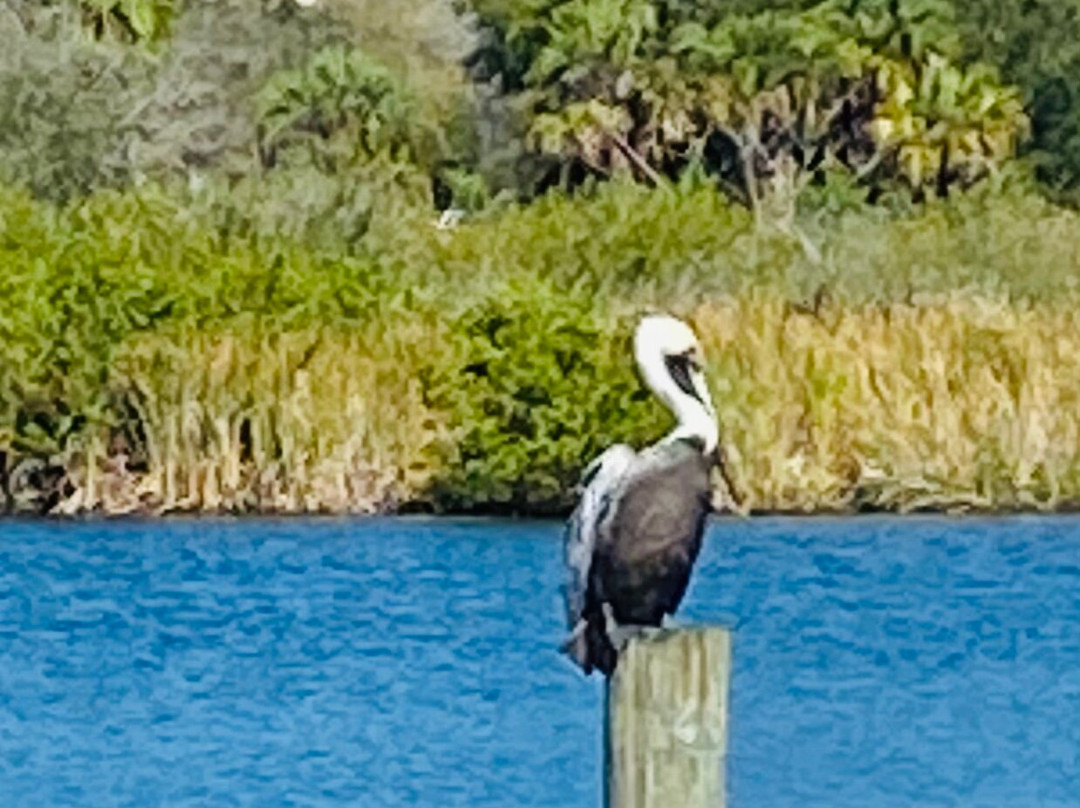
[601,603,669,652]
[609,623,650,651]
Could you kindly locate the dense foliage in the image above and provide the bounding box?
[468,0,1028,209]
[0,0,1053,207]
[420,291,669,514]
[4,178,1080,513]
[4,0,1080,514]
[951,0,1080,199]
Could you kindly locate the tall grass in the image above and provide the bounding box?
[695,293,1080,513]
[65,319,450,515]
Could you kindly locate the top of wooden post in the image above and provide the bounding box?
[606,626,731,808]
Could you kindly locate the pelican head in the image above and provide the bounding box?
[633,313,718,454]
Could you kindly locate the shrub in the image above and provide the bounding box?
[419,286,669,514]
[256,45,428,171]
[0,179,399,510]
[5,174,1080,514]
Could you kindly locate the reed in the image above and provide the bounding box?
[694,293,1080,513]
[55,319,450,515]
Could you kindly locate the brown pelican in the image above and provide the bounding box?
[561,313,728,676]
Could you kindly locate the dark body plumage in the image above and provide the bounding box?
[563,437,715,676]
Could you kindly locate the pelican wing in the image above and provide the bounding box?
[598,439,715,623]
[562,444,636,634]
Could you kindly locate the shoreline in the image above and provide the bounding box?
[5,498,1080,522]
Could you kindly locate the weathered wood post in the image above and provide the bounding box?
[605,626,731,808]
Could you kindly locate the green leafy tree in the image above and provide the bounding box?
[950,0,1080,199]
[0,2,155,201]
[0,0,353,200]
[255,45,431,171]
[468,0,1029,210]
[114,0,353,183]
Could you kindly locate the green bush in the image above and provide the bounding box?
[0,181,397,490]
[419,288,669,514]
[256,45,430,171]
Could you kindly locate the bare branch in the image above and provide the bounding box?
[608,131,674,193]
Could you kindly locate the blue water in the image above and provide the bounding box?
[0,516,1079,807]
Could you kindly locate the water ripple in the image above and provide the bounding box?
[1,516,1079,806]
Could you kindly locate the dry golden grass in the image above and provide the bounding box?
[694,293,1080,513]
[56,319,451,515]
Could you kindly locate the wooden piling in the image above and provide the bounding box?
[605,626,731,808]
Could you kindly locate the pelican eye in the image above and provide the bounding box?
[683,349,702,372]
[664,350,704,402]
